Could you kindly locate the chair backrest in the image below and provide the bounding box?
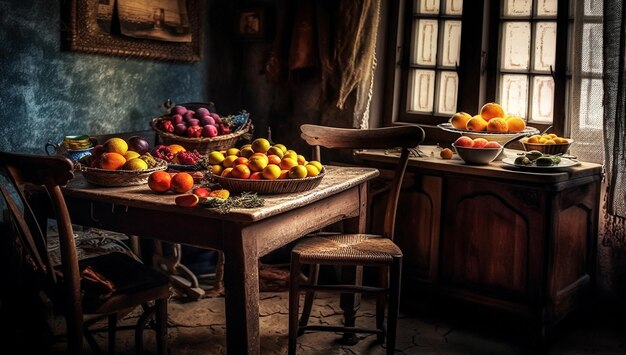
[0,152,84,335]
[300,124,425,240]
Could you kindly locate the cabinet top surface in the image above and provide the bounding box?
[356,147,603,185]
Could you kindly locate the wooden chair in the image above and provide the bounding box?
[288,124,425,355]
[0,151,170,354]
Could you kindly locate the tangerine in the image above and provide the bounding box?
[170,172,194,194]
[505,116,526,133]
[148,171,172,193]
[466,115,488,131]
[486,117,509,133]
[168,144,186,155]
[99,152,126,170]
[480,102,506,121]
[231,164,251,179]
[450,112,472,129]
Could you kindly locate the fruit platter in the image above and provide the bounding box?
[207,138,325,194]
[151,102,251,154]
[438,103,540,144]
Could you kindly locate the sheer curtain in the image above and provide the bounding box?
[603,0,626,245]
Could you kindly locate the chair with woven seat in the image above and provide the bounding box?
[288,124,425,354]
[0,151,170,354]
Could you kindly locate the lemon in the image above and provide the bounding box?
[208,151,225,165]
[123,157,148,171]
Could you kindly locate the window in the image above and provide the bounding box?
[384,0,603,163]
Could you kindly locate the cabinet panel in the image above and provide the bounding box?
[441,178,546,300]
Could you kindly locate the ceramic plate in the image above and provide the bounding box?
[501,157,580,171]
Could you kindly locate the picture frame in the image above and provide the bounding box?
[236,7,265,39]
[63,0,201,62]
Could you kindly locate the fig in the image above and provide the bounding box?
[127,136,150,154]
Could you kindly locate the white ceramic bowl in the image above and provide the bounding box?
[452,144,503,165]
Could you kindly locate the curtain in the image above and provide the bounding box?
[603,0,626,248]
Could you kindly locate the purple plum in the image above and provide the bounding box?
[171,114,184,124]
[187,118,200,126]
[171,105,187,115]
[174,123,188,136]
[200,116,215,126]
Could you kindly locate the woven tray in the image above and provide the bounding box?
[79,159,168,187]
[210,168,325,194]
[151,117,251,154]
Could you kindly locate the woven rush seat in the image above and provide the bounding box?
[292,234,402,264]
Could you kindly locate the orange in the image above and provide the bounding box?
[234,157,249,166]
[249,154,269,172]
[221,167,233,177]
[505,116,526,133]
[231,164,251,179]
[170,172,194,194]
[103,137,128,155]
[465,115,488,131]
[148,170,172,193]
[175,194,200,207]
[209,189,230,199]
[222,155,238,168]
[288,165,308,179]
[450,112,472,129]
[262,164,281,180]
[486,117,508,133]
[480,102,506,121]
[99,152,126,170]
[440,148,453,159]
[168,144,186,155]
[267,154,281,166]
[279,157,298,170]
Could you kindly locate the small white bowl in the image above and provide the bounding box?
[452,144,503,165]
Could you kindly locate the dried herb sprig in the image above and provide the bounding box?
[199,192,265,214]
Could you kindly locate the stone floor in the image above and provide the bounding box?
[48,289,626,355]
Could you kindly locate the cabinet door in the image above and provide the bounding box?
[440,177,546,302]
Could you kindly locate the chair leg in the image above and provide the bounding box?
[386,257,402,355]
[108,313,117,354]
[155,298,168,355]
[298,263,319,335]
[376,265,388,343]
[288,256,302,355]
[135,305,156,354]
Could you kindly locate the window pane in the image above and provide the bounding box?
[582,23,603,74]
[412,19,439,65]
[416,0,440,14]
[531,76,554,122]
[579,78,603,129]
[536,0,557,16]
[502,22,531,70]
[444,0,463,15]
[500,74,528,118]
[503,0,531,16]
[408,69,436,112]
[533,22,556,71]
[441,20,462,67]
[584,0,602,16]
[437,71,458,114]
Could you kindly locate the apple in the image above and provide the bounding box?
[202,124,218,137]
[187,118,200,127]
[472,138,488,148]
[127,136,150,154]
[454,136,474,148]
[484,141,501,148]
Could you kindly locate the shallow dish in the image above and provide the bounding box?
[452,144,503,165]
[210,168,325,194]
[520,138,573,155]
[501,157,580,171]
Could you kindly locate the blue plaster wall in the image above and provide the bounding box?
[0,0,210,154]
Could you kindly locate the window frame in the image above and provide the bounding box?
[382,0,571,138]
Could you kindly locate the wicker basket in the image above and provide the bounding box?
[79,159,168,187]
[520,138,573,155]
[210,168,325,194]
[150,117,251,154]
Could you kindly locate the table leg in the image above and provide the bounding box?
[338,183,368,345]
[222,224,260,355]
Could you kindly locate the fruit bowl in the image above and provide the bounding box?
[210,168,325,194]
[452,144,503,165]
[438,123,539,145]
[520,138,573,155]
[78,158,168,187]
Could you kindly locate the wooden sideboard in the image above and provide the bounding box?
[356,149,603,339]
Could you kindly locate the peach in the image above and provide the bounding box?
[484,141,501,148]
[454,136,474,147]
[472,138,489,148]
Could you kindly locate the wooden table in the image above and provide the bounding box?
[62,165,379,354]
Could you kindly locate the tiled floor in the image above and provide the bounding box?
[47,290,625,354]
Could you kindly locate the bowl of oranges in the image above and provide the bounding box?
[520,134,573,155]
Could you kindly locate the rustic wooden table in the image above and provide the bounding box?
[62,165,379,355]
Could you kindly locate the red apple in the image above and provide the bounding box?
[454,136,474,147]
[202,124,218,137]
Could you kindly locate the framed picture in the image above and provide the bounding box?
[236,7,265,39]
[63,0,201,62]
